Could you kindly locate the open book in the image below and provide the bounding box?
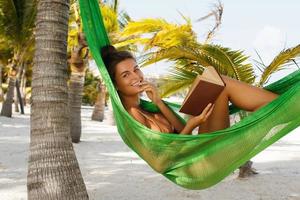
[179,66,226,116]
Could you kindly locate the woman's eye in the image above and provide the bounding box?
[122,73,128,78]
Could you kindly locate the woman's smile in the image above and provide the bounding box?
[131,81,142,87]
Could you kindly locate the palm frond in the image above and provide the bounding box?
[291,59,300,70]
[121,18,176,37]
[0,39,13,65]
[145,24,195,50]
[158,67,198,97]
[118,10,131,29]
[197,44,255,83]
[0,0,36,46]
[177,10,192,25]
[142,43,255,84]
[253,60,265,74]
[0,0,18,40]
[113,0,118,12]
[21,0,37,40]
[118,17,196,56]
[101,5,119,33]
[140,46,199,67]
[157,44,255,96]
[123,20,255,83]
[196,0,223,43]
[114,37,149,49]
[258,44,300,86]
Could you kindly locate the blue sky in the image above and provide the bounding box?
[118,0,300,84]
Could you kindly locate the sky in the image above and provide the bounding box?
[116,0,300,84]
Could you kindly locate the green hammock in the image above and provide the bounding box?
[79,0,300,190]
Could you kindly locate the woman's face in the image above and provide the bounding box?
[114,58,144,96]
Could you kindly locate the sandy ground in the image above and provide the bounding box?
[0,105,299,200]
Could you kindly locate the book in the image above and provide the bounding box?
[179,66,226,116]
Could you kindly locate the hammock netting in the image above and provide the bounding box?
[79,0,300,190]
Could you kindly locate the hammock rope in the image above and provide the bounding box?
[79,0,300,189]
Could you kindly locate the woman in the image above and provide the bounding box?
[101,45,279,135]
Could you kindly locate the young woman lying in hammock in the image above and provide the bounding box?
[101,45,279,135]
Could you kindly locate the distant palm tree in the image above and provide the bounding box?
[0,0,36,117]
[67,1,89,143]
[1,61,17,117]
[27,0,88,198]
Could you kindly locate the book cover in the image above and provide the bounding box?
[179,66,226,116]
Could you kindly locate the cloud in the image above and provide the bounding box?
[253,25,286,64]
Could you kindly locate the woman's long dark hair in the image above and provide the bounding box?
[100,45,135,82]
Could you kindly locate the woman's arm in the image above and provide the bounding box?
[141,81,214,134]
[179,103,214,134]
[155,100,186,133]
[128,101,214,135]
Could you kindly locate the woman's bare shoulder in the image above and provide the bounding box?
[127,107,147,125]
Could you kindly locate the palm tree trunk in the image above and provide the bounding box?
[0,76,15,117]
[14,82,19,112]
[0,64,3,102]
[27,0,89,199]
[15,79,24,114]
[20,64,27,106]
[69,72,85,143]
[15,63,25,113]
[91,81,106,122]
[68,33,88,143]
[14,64,25,113]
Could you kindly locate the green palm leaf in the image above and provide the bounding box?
[0,38,13,65]
[140,46,199,66]
[0,0,36,47]
[101,5,119,34]
[158,67,198,98]
[258,44,300,86]
[120,18,196,50]
[121,18,176,37]
[198,44,255,83]
[142,44,255,81]
[118,7,255,97]
[100,2,136,51]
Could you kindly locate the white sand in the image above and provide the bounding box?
[0,105,299,200]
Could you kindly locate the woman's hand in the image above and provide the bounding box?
[186,103,215,128]
[140,81,162,105]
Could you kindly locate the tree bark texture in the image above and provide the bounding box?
[91,82,106,122]
[69,73,84,143]
[15,79,24,114]
[0,76,15,117]
[0,65,3,102]
[27,0,89,199]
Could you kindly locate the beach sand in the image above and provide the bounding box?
[0,105,299,200]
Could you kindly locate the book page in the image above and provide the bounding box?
[201,66,224,85]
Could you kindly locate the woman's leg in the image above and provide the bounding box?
[198,75,279,134]
[197,86,230,133]
[222,75,279,112]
